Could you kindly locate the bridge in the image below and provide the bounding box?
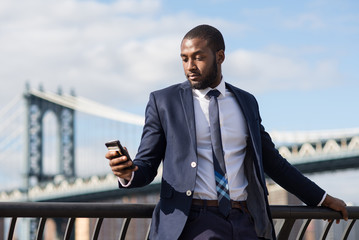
[1,85,359,200]
[0,85,358,239]
[272,128,359,173]
[0,85,144,190]
[0,85,358,199]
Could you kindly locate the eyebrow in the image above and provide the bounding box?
[180,50,206,57]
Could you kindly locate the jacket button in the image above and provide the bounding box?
[191,162,197,168]
[186,190,192,196]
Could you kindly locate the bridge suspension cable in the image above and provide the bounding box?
[0,95,25,151]
[28,89,144,126]
[0,95,22,119]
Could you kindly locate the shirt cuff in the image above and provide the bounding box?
[318,192,327,206]
[118,172,134,187]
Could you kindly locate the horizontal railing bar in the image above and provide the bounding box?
[0,203,358,220]
[0,202,155,218]
[270,206,359,219]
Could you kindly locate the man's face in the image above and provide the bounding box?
[180,38,223,89]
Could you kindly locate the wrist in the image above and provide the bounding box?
[322,194,334,207]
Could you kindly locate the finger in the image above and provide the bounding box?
[118,158,134,169]
[109,156,128,166]
[105,150,120,159]
[112,169,131,179]
[105,151,112,159]
[112,165,132,174]
[110,158,137,173]
[112,165,138,178]
[342,207,349,221]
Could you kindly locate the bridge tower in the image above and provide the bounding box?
[24,84,75,186]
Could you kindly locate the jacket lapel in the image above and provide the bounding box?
[179,81,197,152]
[225,83,255,137]
[225,83,267,189]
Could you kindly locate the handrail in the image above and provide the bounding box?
[0,203,358,240]
[0,202,155,218]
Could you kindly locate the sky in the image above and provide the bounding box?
[0,0,358,203]
[0,0,358,132]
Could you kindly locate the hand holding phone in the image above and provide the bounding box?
[105,140,135,170]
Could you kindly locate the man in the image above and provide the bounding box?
[106,25,348,240]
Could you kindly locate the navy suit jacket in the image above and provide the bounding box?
[122,81,325,239]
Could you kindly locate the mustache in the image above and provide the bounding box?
[187,71,200,77]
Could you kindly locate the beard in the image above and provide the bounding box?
[188,59,218,90]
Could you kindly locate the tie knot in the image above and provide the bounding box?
[207,89,220,99]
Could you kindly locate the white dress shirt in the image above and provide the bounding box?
[192,80,249,201]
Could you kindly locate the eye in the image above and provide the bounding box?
[195,55,204,61]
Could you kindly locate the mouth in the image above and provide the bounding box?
[188,73,200,81]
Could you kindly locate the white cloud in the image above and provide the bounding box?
[224,49,342,93]
[0,0,180,109]
[0,0,239,111]
[0,0,347,111]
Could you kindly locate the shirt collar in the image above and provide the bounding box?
[192,79,226,99]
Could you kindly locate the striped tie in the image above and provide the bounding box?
[207,89,231,217]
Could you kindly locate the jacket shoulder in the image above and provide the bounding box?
[151,81,189,98]
[225,82,257,103]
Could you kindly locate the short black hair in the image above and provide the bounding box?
[183,24,225,52]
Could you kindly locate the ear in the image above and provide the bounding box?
[216,50,225,64]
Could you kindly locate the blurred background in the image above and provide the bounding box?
[0,0,358,239]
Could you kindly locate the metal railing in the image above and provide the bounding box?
[0,202,358,240]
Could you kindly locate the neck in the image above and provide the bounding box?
[210,74,223,88]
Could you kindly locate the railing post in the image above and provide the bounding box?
[296,219,312,240]
[277,219,296,240]
[35,218,47,240]
[320,220,334,240]
[64,218,75,240]
[7,218,17,240]
[341,219,356,240]
[91,218,104,240]
[145,220,152,240]
[119,218,132,240]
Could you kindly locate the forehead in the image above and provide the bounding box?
[180,38,211,55]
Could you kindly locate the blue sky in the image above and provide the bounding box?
[0,0,358,202]
[1,0,358,132]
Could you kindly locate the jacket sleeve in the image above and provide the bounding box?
[254,100,325,206]
[121,92,166,188]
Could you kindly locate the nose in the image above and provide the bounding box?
[187,59,197,71]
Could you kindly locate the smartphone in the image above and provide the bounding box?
[105,140,135,169]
